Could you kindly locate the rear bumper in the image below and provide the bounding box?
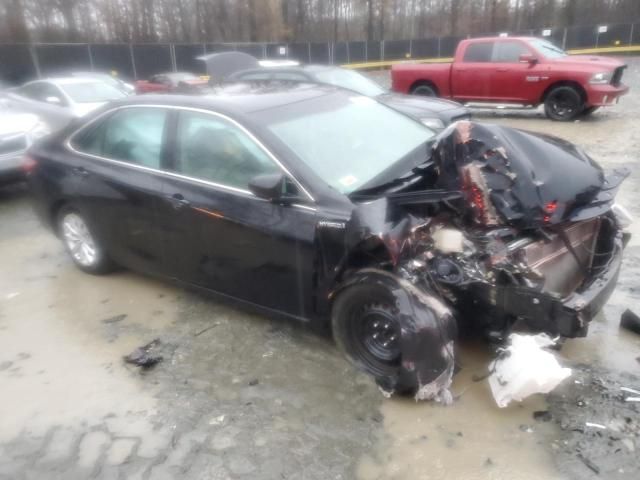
[586,83,629,106]
[489,236,624,338]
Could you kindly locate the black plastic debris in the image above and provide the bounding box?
[533,410,552,422]
[102,314,127,324]
[620,309,640,335]
[124,339,163,369]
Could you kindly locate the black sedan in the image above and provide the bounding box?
[226,64,471,130]
[26,84,627,400]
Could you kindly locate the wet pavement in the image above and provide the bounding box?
[2,58,640,479]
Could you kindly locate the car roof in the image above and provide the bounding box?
[109,83,346,115]
[29,77,106,86]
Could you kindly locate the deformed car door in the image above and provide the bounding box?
[156,109,317,318]
[67,106,168,275]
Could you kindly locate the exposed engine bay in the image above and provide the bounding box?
[328,121,629,401]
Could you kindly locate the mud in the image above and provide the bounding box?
[0,58,639,479]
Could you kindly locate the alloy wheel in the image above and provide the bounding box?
[61,213,99,267]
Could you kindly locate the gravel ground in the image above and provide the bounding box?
[1,57,640,480]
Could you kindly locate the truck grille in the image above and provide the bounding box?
[611,66,626,87]
[518,219,601,297]
[0,133,27,156]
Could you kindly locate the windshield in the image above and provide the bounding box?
[313,69,387,97]
[260,94,435,194]
[529,38,567,59]
[60,82,127,103]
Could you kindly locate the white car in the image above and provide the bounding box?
[6,77,128,131]
[0,99,49,185]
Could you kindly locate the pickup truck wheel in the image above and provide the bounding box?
[544,86,583,121]
[411,84,437,97]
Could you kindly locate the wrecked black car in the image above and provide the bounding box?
[26,84,629,400]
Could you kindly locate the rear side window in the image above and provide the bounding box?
[72,107,167,169]
[462,42,494,62]
[237,72,273,81]
[492,41,531,62]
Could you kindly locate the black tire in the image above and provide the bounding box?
[57,207,115,275]
[332,277,456,397]
[411,83,437,97]
[544,86,584,121]
[581,106,599,116]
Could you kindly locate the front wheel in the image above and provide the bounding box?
[58,207,114,274]
[544,86,584,121]
[331,272,457,400]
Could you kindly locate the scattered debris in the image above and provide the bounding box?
[209,415,226,425]
[533,410,552,422]
[194,322,220,337]
[102,314,127,324]
[620,309,640,334]
[123,339,163,369]
[578,454,600,475]
[585,422,606,430]
[488,334,572,408]
[248,379,259,386]
[6,292,20,300]
[484,458,494,467]
[621,386,640,395]
[625,397,640,402]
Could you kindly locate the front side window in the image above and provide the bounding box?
[312,69,386,97]
[528,38,568,59]
[72,107,167,169]
[492,41,531,63]
[462,42,494,62]
[174,111,280,190]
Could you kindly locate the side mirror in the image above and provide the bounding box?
[518,53,537,65]
[248,173,301,204]
[45,96,62,105]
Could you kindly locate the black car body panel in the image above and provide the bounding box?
[224,64,471,129]
[27,86,627,399]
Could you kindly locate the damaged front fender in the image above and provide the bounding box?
[331,269,457,402]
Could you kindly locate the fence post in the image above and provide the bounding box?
[409,39,412,58]
[629,24,635,46]
[87,44,94,71]
[381,40,385,61]
[129,44,137,80]
[307,42,311,63]
[29,46,41,78]
[437,37,441,58]
[364,41,368,62]
[562,28,567,49]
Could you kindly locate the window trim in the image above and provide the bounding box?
[65,104,315,203]
[462,41,495,63]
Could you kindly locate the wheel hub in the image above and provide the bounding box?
[360,305,401,362]
[62,213,98,267]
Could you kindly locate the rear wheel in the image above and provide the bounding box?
[544,86,583,121]
[58,207,114,274]
[411,83,438,97]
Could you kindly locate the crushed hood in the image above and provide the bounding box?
[431,121,626,228]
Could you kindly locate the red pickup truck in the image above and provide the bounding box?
[392,37,629,121]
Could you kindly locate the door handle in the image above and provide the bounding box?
[71,166,89,178]
[166,193,190,210]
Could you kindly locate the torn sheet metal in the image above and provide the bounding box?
[489,334,572,408]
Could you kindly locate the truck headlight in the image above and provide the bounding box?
[589,72,612,84]
[420,117,445,130]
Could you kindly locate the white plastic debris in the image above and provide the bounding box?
[621,386,640,395]
[488,333,572,408]
[585,422,607,429]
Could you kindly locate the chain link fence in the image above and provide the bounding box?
[1,22,639,84]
